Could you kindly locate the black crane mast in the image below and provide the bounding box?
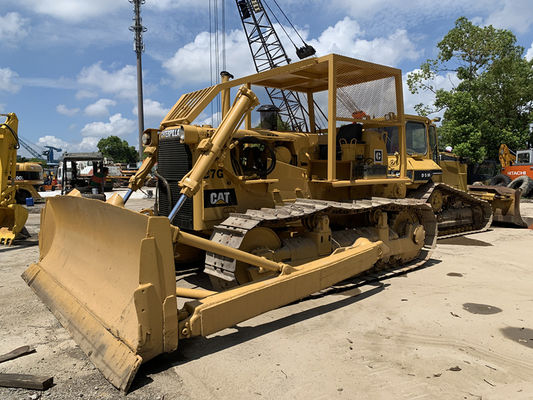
[236,0,325,132]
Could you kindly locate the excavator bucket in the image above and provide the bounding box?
[468,185,527,228]
[0,203,28,245]
[22,196,179,391]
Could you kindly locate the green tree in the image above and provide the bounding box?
[407,17,533,162]
[97,136,139,164]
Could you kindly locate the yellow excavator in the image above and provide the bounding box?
[0,113,30,245]
[14,161,44,203]
[24,54,438,391]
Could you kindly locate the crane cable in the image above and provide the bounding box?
[222,0,226,71]
[261,0,298,49]
[209,0,213,126]
[264,0,308,48]
[209,0,226,126]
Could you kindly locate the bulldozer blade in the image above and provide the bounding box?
[468,185,527,228]
[22,196,179,392]
[0,204,28,245]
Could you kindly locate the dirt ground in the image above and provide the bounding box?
[1,197,532,400]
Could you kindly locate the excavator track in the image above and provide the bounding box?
[409,182,493,239]
[205,198,437,290]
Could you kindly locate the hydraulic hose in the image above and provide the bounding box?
[153,170,173,213]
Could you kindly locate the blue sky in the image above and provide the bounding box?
[1,0,532,159]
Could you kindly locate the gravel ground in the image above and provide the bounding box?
[0,195,532,399]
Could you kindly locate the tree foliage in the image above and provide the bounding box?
[407,17,533,162]
[97,136,139,164]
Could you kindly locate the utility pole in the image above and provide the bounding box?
[129,0,146,161]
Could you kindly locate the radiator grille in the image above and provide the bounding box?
[157,137,194,229]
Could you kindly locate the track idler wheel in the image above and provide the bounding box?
[387,209,426,265]
[209,227,281,291]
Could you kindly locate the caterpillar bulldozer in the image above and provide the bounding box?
[23,54,439,391]
[386,115,526,230]
[0,113,30,245]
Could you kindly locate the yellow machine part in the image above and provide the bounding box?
[1,112,30,245]
[0,203,28,245]
[22,193,432,392]
[22,196,179,391]
[468,185,527,227]
[16,182,44,203]
[21,57,438,393]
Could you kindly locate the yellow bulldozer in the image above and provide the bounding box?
[24,54,441,391]
[0,113,30,245]
[387,115,527,233]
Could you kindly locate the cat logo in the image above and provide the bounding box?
[374,149,383,163]
[204,188,237,208]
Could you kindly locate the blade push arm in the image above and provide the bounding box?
[168,85,259,221]
[123,86,258,207]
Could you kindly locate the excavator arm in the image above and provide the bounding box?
[0,113,29,245]
[499,144,515,168]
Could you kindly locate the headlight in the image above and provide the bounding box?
[177,126,185,141]
[142,132,151,146]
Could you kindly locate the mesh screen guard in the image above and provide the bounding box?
[335,62,398,121]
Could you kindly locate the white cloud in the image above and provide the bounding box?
[132,99,169,119]
[76,90,97,100]
[328,0,491,25]
[0,12,29,43]
[78,62,137,100]
[145,0,208,10]
[163,17,420,89]
[18,0,125,22]
[328,0,533,35]
[485,0,533,34]
[403,69,459,118]
[0,68,20,93]
[16,76,76,90]
[84,98,116,117]
[526,42,533,61]
[80,113,135,137]
[37,135,97,152]
[308,17,420,66]
[163,29,254,86]
[56,104,79,116]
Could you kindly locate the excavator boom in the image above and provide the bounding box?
[0,113,29,245]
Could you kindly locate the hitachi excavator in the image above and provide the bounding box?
[23,54,438,391]
[0,113,30,245]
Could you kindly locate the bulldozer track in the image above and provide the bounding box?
[410,182,493,239]
[205,198,437,288]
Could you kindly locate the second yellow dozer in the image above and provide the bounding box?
[386,115,526,233]
[0,113,30,245]
[23,55,438,391]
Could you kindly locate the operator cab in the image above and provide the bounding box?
[516,150,532,165]
[385,121,428,157]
